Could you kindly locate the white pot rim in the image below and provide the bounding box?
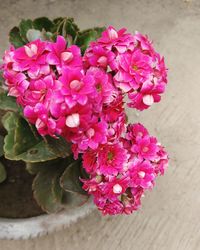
[0,199,94,240]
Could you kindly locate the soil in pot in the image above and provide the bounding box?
[0,157,44,218]
[0,118,44,218]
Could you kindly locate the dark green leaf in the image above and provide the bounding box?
[2,112,57,162]
[26,158,63,175]
[9,27,25,48]
[60,160,86,195]
[0,91,19,112]
[26,29,44,42]
[63,18,79,40]
[32,165,64,213]
[33,17,54,31]
[0,162,6,183]
[76,27,105,53]
[44,135,72,158]
[62,191,89,207]
[19,19,33,42]
[0,135,4,157]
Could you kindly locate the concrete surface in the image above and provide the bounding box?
[0,0,200,249]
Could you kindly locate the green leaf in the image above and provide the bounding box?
[62,18,79,42]
[29,157,88,211]
[26,158,63,175]
[62,191,89,207]
[26,29,43,42]
[0,135,4,157]
[44,135,72,158]
[9,27,25,48]
[53,17,65,26]
[76,27,105,53]
[2,112,57,162]
[19,19,33,42]
[33,17,54,31]
[51,17,79,45]
[32,165,64,213]
[0,91,19,112]
[60,160,86,195]
[0,162,6,183]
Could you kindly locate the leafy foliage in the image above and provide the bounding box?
[31,157,88,213]
[8,17,105,54]
[2,112,57,162]
[76,27,106,53]
[9,27,24,48]
[0,135,4,157]
[0,90,20,112]
[44,135,72,158]
[0,135,6,184]
[60,160,87,195]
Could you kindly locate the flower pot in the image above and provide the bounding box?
[0,198,94,240]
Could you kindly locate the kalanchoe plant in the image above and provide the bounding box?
[0,17,169,215]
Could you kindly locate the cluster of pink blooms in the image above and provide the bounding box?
[2,26,169,215]
[82,123,168,215]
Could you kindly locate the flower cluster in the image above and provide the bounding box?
[2,26,168,215]
[82,123,168,215]
[84,27,168,110]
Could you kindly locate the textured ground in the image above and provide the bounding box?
[1,0,200,249]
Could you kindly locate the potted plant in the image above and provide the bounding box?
[0,17,169,239]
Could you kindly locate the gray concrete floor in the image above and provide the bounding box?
[0,0,200,249]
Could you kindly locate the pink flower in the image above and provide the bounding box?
[4,72,29,99]
[63,104,93,139]
[21,75,59,106]
[123,187,144,214]
[59,67,94,108]
[82,149,98,174]
[47,36,82,73]
[13,40,48,74]
[98,143,127,176]
[129,160,155,189]
[97,26,134,53]
[131,135,158,160]
[103,177,129,197]
[114,49,153,92]
[133,32,155,54]
[100,199,124,215]
[87,67,118,105]
[126,123,149,141]
[76,120,108,151]
[128,80,166,110]
[102,94,124,123]
[154,145,169,175]
[84,44,116,70]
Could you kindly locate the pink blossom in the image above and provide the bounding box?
[114,49,153,92]
[131,135,158,160]
[84,44,116,70]
[100,199,124,215]
[128,80,166,110]
[13,40,48,73]
[87,67,118,105]
[126,123,149,141]
[97,26,134,53]
[82,149,98,174]
[129,160,155,189]
[98,143,127,176]
[133,32,155,54]
[59,67,94,108]
[76,120,108,151]
[46,36,82,73]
